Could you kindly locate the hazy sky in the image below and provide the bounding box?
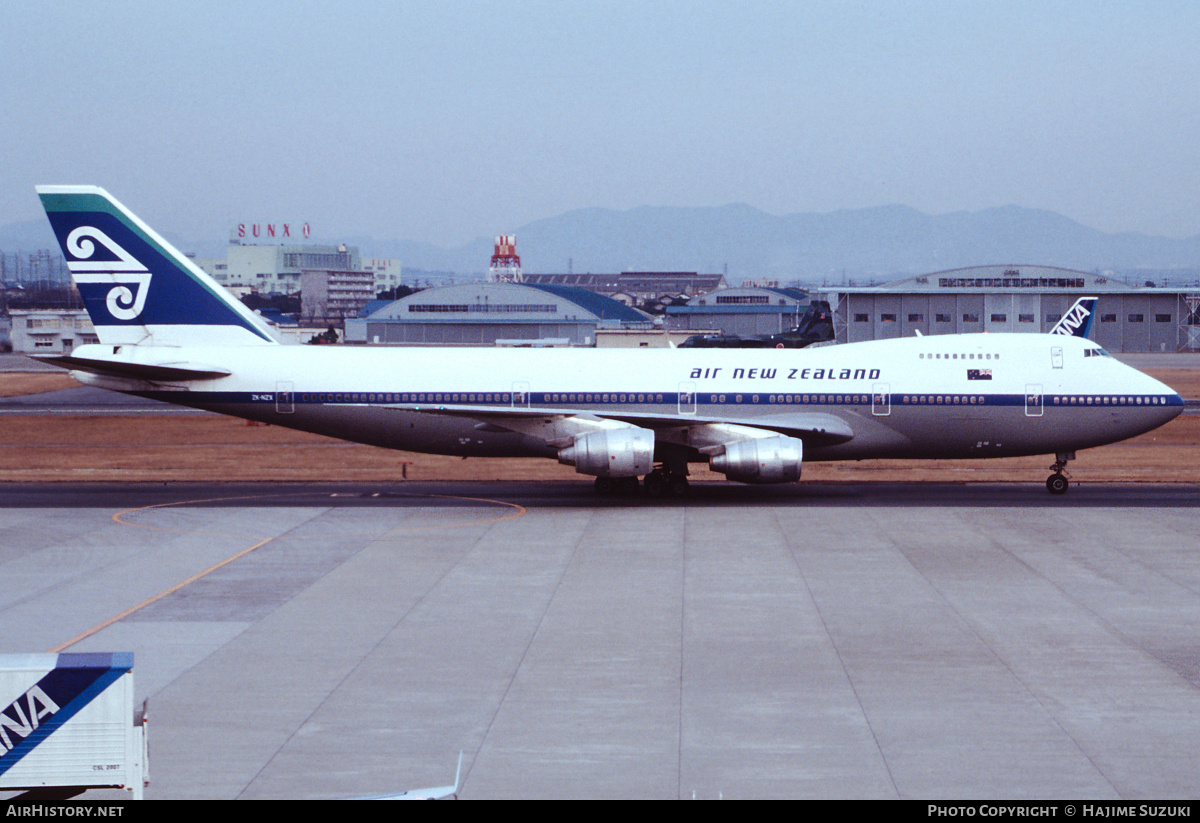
[3,1,1199,247]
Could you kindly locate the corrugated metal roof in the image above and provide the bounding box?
[666,305,808,315]
[522,283,650,322]
[358,299,391,317]
[761,287,809,301]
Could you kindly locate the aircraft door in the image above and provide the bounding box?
[678,381,697,415]
[872,382,891,416]
[275,381,295,414]
[512,380,530,408]
[1025,384,1043,417]
[1051,346,1063,369]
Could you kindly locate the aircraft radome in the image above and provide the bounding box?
[35,186,1184,496]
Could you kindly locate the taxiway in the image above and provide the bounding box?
[2,481,1199,798]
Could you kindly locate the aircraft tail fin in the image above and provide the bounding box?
[36,186,277,347]
[1049,296,1098,339]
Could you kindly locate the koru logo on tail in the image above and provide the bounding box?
[66,226,151,320]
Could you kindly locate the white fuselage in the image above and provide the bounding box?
[70,333,1183,466]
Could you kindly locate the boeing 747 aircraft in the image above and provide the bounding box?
[35,187,1184,495]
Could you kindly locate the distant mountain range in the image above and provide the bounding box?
[0,218,207,266]
[0,219,62,253]
[4,204,1199,284]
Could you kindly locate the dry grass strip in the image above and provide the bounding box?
[1,412,1198,484]
[1,366,1197,484]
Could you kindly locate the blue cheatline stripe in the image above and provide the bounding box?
[132,390,1184,410]
[0,654,132,776]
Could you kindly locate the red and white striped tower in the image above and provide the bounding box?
[488,235,523,283]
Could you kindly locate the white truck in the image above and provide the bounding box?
[0,653,147,800]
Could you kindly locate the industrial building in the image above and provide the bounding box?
[824,265,1200,352]
[195,243,402,296]
[593,328,709,348]
[664,286,814,337]
[196,243,358,294]
[345,282,651,346]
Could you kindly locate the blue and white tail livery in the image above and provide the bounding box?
[1049,296,1097,338]
[36,186,276,347]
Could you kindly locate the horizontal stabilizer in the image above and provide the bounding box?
[34,353,231,382]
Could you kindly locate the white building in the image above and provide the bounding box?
[194,244,356,294]
[361,257,404,293]
[9,309,97,354]
[194,243,401,296]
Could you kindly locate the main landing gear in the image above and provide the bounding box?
[1046,451,1075,495]
[593,476,640,496]
[642,468,690,498]
[593,468,690,498]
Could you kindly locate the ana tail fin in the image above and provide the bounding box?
[1049,296,1098,339]
[36,186,277,347]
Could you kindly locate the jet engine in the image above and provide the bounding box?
[557,427,655,478]
[709,435,804,484]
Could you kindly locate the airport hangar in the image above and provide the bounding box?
[344,281,652,347]
[823,265,1200,352]
[663,286,814,337]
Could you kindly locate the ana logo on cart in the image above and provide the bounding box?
[0,685,60,754]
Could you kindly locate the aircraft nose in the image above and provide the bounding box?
[1162,393,1184,421]
[1149,379,1185,424]
[1124,369,1186,430]
[1167,390,1186,421]
[1156,371,1186,413]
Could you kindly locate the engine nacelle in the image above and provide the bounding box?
[557,427,655,478]
[709,435,804,484]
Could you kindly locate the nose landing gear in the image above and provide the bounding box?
[1046,451,1075,495]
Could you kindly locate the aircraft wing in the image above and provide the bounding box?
[356,784,458,801]
[34,353,232,382]
[385,402,855,446]
[355,752,462,800]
